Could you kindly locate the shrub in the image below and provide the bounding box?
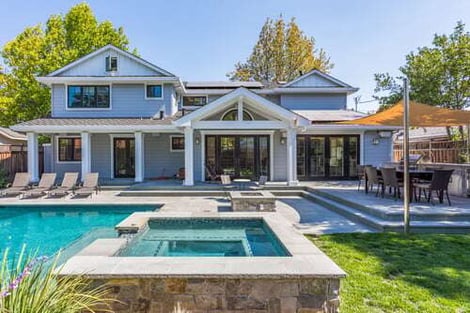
[0,247,114,313]
[0,169,8,189]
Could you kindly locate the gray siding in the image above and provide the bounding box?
[51,84,174,118]
[91,134,111,179]
[279,93,347,110]
[272,131,287,181]
[59,49,162,77]
[144,133,184,179]
[363,131,392,166]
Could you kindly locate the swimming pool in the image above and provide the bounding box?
[119,218,290,257]
[0,204,158,259]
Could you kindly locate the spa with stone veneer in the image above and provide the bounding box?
[60,211,345,313]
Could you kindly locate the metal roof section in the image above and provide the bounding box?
[293,110,367,122]
[185,81,264,88]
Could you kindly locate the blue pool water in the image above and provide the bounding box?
[0,204,157,259]
[119,218,290,257]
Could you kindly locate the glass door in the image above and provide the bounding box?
[114,138,135,178]
[297,136,306,177]
[309,137,325,177]
[219,136,236,176]
[239,136,255,178]
[328,137,344,177]
[258,136,270,177]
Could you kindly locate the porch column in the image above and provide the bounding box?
[286,128,298,186]
[27,132,39,182]
[134,131,144,182]
[81,132,91,181]
[184,127,194,186]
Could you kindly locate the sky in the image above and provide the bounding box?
[0,0,468,112]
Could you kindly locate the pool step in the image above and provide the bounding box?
[304,190,470,233]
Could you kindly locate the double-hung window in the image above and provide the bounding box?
[58,137,81,162]
[67,86,110,109]
[146,85,163,99]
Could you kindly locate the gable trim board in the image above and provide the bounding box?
[282,69,354,88]
[47,44,175,77]
[174,87,310,127]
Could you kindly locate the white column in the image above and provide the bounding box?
[286,128,298,186]
[27,132,39,182]
[81,132,91,181]
[184,127,194,186]
[134,131,144,182]
[237,96,244,121]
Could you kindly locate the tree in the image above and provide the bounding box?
[374,21,470,114]
[229,16,333,85]
[0,3,132,126]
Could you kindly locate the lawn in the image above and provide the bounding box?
[309,233,470,313]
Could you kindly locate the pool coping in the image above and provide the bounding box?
[59,211,346,279]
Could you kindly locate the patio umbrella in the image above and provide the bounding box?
[338,100,470,127]
[339,89,470,233]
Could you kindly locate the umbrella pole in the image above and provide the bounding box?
[403,78,411,234]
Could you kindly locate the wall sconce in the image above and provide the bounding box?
[280,133,287,145]
[372,137,380,145]
[195,136,201,145]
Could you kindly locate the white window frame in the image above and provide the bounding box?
[65,83,112,111]
[105,55,118,72]
[221,108,254,121]
[170,135,185,152]
[144,83,164,100]
[56,135,82,164]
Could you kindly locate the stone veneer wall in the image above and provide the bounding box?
[90,277,341,313]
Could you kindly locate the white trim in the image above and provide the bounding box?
[134,132,144,182]
[170,135,185,152]
[360,131,365,165]
[38,76,181,86]
[65,83,112,111]
[27,133,39,182]
[269,132,274,182]
[192,121,287,130]
[55,135,82,164]
[200,130,276,135]
[237,97,243,121]
[12,124,178,133]
[144,83,164,100]
[183,127,194,186]
[80,132,91,180]
[47,44,175,77]
[200,133,205,182]
[282,69,354,88]
[109,134,134,179]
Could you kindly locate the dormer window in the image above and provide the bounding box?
[105,56,118,72]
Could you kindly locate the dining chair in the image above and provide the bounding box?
[414,169,454,205]
[356,165,367,191]
[364,166,381,196]
[379,167,404,200]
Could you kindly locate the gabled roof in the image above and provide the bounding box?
[174,87,310,127]
[282,69,355,89]
[0,127,26,141]
[47,44,176,77]
[293,110,366,122]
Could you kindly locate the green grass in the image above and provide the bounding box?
[309,233,470,313]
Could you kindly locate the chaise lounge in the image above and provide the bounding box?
[47,172,79,198]
[0,172,30,197]
[21,173,57,199]
[73,173,100,198]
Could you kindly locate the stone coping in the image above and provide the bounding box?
[60,211,346,279]
[229,190,276,199]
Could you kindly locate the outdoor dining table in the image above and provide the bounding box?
[364,168,434,201]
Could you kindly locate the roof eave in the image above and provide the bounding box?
[10,124,179,133]
[36,76,181,86]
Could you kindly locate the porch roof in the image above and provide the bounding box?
[10,118,179,133]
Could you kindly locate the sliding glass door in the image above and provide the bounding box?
[297,135,359,180]
[205,135,270,180]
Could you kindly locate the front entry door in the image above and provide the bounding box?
[114,138,135,178]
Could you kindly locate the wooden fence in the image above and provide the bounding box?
[394,140,469,164]
[0,150,44,181]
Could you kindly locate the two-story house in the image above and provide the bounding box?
[11,45,396,185]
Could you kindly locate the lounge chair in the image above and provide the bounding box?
[73,173,99,198]
[0,172,30,197]
[252,175,268,190]
[205,164,220,182]
[47,172,79,198]
[21,173,56,199]
[220,175,235,198]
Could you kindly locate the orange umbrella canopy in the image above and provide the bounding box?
[339,100,470,127]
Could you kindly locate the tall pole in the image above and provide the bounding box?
[403,78,410,234]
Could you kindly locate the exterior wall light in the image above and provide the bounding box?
[195,136,201,145]
[372,137,380,145]
[280,133,287,145]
